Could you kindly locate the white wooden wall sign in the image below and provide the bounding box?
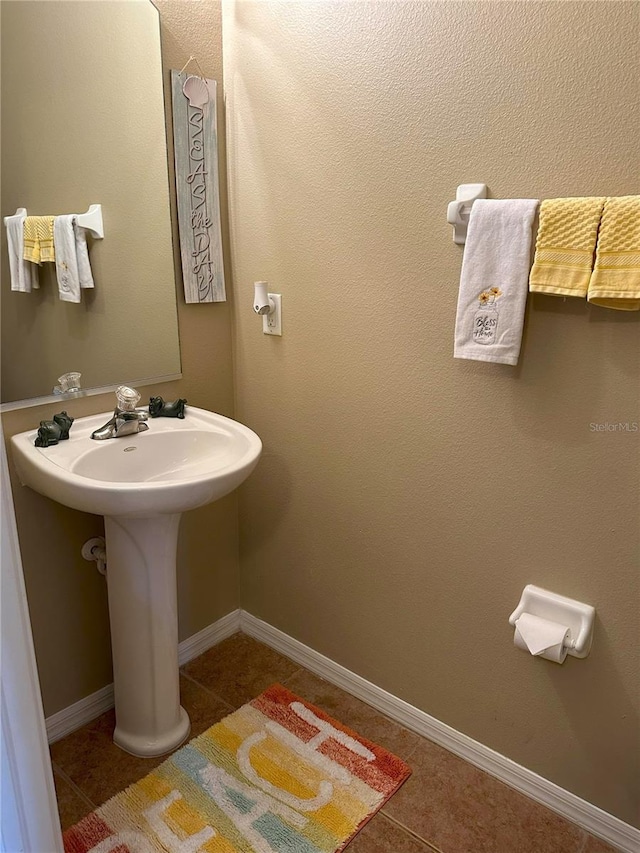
[171,70,226,303]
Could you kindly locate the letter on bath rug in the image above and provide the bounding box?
[290,702,376,761]
[199,763,309,850]
[259,701,377,788]
[238,731,334,811]
[143,790,216,853]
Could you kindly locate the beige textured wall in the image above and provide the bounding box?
[224,0,640,825]
[1,0,238,717]
[0,0,180,402]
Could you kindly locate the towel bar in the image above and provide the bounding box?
[3,204,104,239]
[447,184,487,245]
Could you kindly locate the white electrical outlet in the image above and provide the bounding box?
[263,293,282,336]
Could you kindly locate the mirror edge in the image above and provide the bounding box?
[0,372,182,413]
[1,0,183,408]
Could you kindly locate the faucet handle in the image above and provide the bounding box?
[116,385,141,412]
[54,371,82,395]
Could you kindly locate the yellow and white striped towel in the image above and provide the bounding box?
[588,195,640,311]
[528,197,605,298]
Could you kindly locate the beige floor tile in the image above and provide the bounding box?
[283,668,421,761]
[581,834,624,853]
[51,675,230,808]
[182,632,301,707]
[346,813,439,851]
[383,737,585,853]
[180,672,235,737]
[52,767,94,831]
[51,706,163,807]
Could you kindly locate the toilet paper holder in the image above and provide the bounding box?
[509,585,595,659]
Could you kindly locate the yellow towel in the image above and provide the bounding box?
[23,215,55,263]
[587,196,640,311]
[528,197,605,298]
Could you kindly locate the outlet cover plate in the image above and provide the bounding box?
[263,293,282,336]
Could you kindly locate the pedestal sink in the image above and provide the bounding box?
[11,406,261,757]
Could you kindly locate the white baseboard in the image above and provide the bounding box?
[45,609,241,745]
[177,608,242,667]
[46,683,115,746]
[45,607,638,852]
[240,611,640,853]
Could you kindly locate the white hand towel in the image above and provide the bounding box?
[453,199,539,366]
[5,214,39,292]
[74,222,94,290]
[54,216,94,301]
[54,215,80,302]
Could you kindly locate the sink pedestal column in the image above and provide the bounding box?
[104,513,190,757]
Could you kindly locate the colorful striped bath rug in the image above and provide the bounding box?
[63,683,411,852]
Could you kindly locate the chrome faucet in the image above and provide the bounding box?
[91,386,149,440]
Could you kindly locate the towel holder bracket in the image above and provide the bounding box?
[76,204,104,239]
[447,183,487,245]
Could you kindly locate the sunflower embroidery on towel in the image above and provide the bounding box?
[473,286,503,345]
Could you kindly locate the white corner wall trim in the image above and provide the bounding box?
[45,608,638,852]
[45,609,242,745]
[240,611,640,853]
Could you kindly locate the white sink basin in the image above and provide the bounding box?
[11,406,262,518]
[10,405,261,758]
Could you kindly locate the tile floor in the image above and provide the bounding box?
[51,633,621,853]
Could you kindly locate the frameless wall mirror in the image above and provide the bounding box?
[0,0,181,407]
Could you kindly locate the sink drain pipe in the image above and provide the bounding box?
[82,536,107,576]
